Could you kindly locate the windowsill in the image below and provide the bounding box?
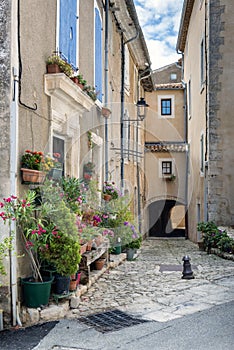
[44,73,95,113]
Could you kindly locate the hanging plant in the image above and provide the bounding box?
[87,131,94,149]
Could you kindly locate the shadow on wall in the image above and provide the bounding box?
[148,200,185,237]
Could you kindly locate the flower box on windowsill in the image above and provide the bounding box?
[163,174,176,182]
[21,168,46,184]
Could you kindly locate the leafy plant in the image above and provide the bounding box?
[21,150,43,170]
[46,53,74,77]
[197,221,234,254]
[60,176,85,214]
[0,237,13,278]
[41,232,81,276]
[103,182,120,200]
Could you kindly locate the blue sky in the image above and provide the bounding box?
[134,0,184,70]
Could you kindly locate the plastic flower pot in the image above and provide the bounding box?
[112,245,121,255]
[21,276,53,308]
[54,275,70,295]
[126,248,135,261]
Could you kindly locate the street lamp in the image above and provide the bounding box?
[136,97,149,121]
[122,97,149,122]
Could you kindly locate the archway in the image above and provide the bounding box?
[148,199,185,237]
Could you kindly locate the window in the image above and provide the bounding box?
[95,5,103,102]
[188,79,192,119]
[200,133,204,174]
[59,0,78,69]
[159,158,175,178]
[124,46,130,93]
[158,95,175,118]
[200,37,205,87]
[161,99,172,115]
[53,136,65,174]
[162,161,172,175]
[170,73,177,81]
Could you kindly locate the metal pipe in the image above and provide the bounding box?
[104,0,109,182]
[10,67,19,326]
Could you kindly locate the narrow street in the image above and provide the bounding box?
[67,239,234,322]
[1,239,234,349]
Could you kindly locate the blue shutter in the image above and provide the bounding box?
[59,0,77,69]
[95,8,103,102]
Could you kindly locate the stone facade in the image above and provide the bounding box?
[0,0,153,328]
[0,0,12,322]
[177,0,234,241]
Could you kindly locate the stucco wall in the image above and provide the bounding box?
[183,0,207,241]
[17,0,56,164]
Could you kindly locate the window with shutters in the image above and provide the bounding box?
[59,0,78,69]
[95,5,103,102]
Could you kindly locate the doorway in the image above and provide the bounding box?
[149,200,185,237]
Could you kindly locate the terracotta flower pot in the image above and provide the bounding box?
[94,258,106,270]
[47,63,61,74]
[21,168,46,183]
[103,194,112,201]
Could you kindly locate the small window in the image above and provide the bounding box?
[200,133,204,174]
[170,73,177,81]
[200,37,205,87]
[162,161,172,175]
[161,99,172,116]
[53,136,65,174]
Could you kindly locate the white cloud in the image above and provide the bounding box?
[134,0,184,69]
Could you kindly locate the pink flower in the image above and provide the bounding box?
[26,241,34,249]
[0,203,4,208]
[4,197,12,203]
[77,196,82,204]
[11,195,17,199]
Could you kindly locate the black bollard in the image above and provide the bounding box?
[182,255,194,279]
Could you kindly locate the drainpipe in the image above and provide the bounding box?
[104,0,109,182]
[120,30,139,194]
[181,75,189,239]
[10,67,21,327]
[136,68,151,233]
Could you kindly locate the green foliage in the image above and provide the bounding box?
[21,150,43,170]
[0,237,13,277]
[60,176,85,214]
[41,233,81,276]
[125,236,142,250]
[103,182,120,200]
[46,54,74,77]
[197,221,234,254]
[40,180,78,238]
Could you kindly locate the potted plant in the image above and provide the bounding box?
[103,182,119,201]
[84,85,97,101]
[41,232,81,295]
[21,150,62,183]
[46,53,74,77]
[0,191,54,307]
[21,150,46,183]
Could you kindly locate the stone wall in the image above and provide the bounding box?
[208,0,234,225]
[0,0,11,196]
[0,0,12,325]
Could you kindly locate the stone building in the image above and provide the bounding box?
[0,0,152,328]
[176,0,234,241]
[144,63,187,238]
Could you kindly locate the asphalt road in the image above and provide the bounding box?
[1,301,233,350]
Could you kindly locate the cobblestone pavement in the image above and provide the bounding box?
[68,239,234,323]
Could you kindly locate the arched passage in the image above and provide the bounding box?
[148,199,185,237]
